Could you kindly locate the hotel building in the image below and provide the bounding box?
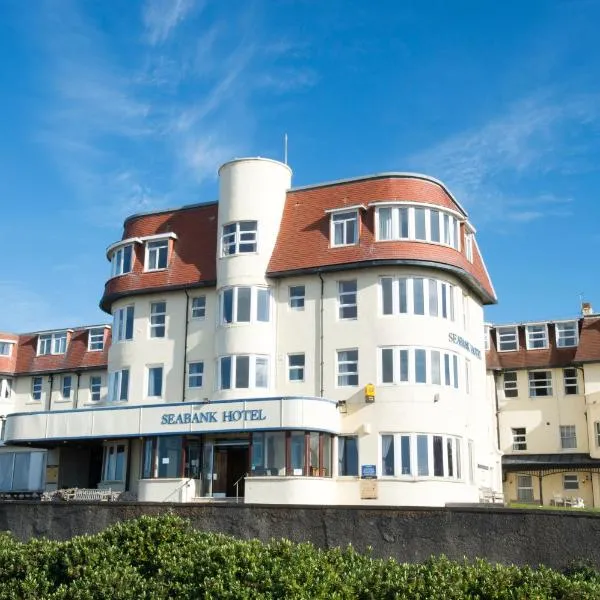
[488,306,600,507]
[0,157,502,505]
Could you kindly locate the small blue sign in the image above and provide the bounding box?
[361,464,377,479]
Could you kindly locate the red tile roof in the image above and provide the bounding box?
[0,327,110,376]
[575,316,600,362]
[0,333,19,376]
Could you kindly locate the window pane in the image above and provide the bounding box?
[413,278,424,315]
[289,286,305,310]
[447,438,454,478]
[428,279,438,316]
[142,439,154,478]
[453,355,459,389]
[381,278,393,315]
[381,349,394,383]
[157,436,182,478]
[399,278,408,313]
[120,370,129,401]
[235,356,250,388]
[444,354,451,386]
[255,357,269,388]
[430,210,440,242]
[257,289,270,322]
[417,435,429,476]
[431,351,441,385]
[122,245,132,273]
[237,287,252,322]
[125,306,134,340]
[291,432,305,472]
[220,357,232,389]
[382,435,394,476]
[414,208,426,240]
[399,208,409,238]
[399,350,409,382]
[415,349,427,383]
[433,436,444,477]
[400,435,411,475]
[339,436,358,476]
[378,208,392,240]
[223,289,233,323]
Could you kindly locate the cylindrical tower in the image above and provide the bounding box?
[214,158,292,400]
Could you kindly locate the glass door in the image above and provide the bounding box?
[184,440,202,498]
[201,441,214,497]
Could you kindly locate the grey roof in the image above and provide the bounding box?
[503,453,600,470]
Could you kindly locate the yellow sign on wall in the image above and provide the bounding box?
[365,383,375,402]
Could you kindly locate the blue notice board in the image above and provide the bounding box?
[361,464,377,479]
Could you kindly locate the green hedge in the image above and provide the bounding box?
[0,513,598,599]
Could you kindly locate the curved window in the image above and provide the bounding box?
[110,245,133,277]
[219,286,271,325]
[380,277,455,320]
[379,346,461,389]
[221,221,257,256]
[376,205,461,250]
[218,355,269,390]
[380,433,463,480]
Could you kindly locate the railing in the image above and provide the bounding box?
[233,473,247,503]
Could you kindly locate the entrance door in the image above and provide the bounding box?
[201,442,249,498]
[184,441,202,497]
[212,447,229,497]
[225,446,249,498]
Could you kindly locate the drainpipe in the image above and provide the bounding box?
[318,272,324,398]
[182,290,191,403]
[492,370,501,451]
[73,372,81,409]
[46,374,54,411]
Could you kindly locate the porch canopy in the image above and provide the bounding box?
[503,453,600,475]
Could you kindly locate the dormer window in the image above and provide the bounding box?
[221,221,258,256]
[0,341,13,356]
[331,210,359,246]
[526,324,548,350]
[145,240,169,271]
[111,245,133,277]
[497,326,518,352]
[556,321,578,347]
[38,331,67,356]
[88,328,106,351]
[465,234,474,262]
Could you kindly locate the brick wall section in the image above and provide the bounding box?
[0,332,19,375]
[1,503,600,569]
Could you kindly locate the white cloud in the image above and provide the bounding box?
[143,0,199,46]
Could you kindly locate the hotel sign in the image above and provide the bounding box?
[448,333,482,359]
[160,409,268,426]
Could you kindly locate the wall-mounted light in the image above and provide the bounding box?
[433,393,440,403]
[336,400,347,414]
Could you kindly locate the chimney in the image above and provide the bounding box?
[582,302,593,316]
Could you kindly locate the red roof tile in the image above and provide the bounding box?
[0,333,19,376]
[575,316,600,362]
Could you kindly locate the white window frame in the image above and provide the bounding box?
[563,474,579,490]
[61,375,72,400]
[0,341,13,356]
[108,369,130,402]
[330,210,359,247]
[503,371,518,398]
[516,474,534,502]
[497,326,519,352]
[31,376,43,401]
[289,285,305,310]
[560,425,577,450]
[102,442,128,483]
[219,286,271,325]
[512,427,527,451]
[145,239,169,271]
[221,221,258,256]
[563,368,578,395]
[217,355,270,390]
[595,422,600,447]
[188,362,204,388]
[337,280,357,320]
[288,353,305,382]
[336,349,358,387]
[555,321,578,347]
[90,375,102,402]
[147,365,164,398]
[526,324,548,350]
[88,328,105,351]
[1,377,12,399]
[110,244,133,278]
[37,332,67,356]
[528,370,553,397]
[113,306,135,342]
[191,296,206,320]
[149,301,167,338]
[465,233,473,262]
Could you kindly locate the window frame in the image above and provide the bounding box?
[149,301,167,338]
[188,361,204,389]
[221,221,258,256]
[512,427,527,451]
[563,367,578,395]
[516,474,534,502]
[337,280,358,320]
[113,306,135,343]
[61,375,72,400]
[219,286,271,325]
[0,341,13,357]
[144,239,169,272]
[526,324,549,350]
[289,285,306,310]
[87,328,105,352]
[336,348,359,387]
[560,425,577,450]
[497,326,519,352]
[338,435,359,476]
[330,210,359,247]
[563,474,579,490]
[110,244,133,278]
[108,369,130,402]
[217,355,270,391]
[287,353,306,382]
[555,321,578,348]
[503,371,518,398]
[102,442,128,483]
[528,370,553,397]
[191,296,206,320]
[31,376,43,401]
[37,332,68,356]
[90,375,102,402]
[147,365,164,398]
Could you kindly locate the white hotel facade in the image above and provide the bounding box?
[0,158,503,505]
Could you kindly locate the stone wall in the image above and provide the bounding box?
[0,502,598,569]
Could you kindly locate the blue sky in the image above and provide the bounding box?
[1,0,599,332]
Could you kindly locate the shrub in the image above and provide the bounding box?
[0,514,597,598]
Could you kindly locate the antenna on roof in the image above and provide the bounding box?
[284,133,288,165]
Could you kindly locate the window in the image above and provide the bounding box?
[147,366,163,398]
[503,371,518,398]
[497,326,518,352]
[379,277,455,321]
[0,342,12,356]
[31,377,43,401]
[465,233,473,262]
[563,474,579,490]
[111,245,133,277]
[556,322,578,347]
[218,355,269,390]
[149,302,166,338]
[596,422,600,448]
[526,324,548,349]
[142,436,184,479]
[220,287,271,324]
[379,347,461,388]
[221,221,258,256]
[145,240,169,271]
[37,332,67,356]
[517,475,534,502]
[0,451,45,492]
[88,328,105,351]
[113,306,134,342]
[288,354,305,382]
[378,206,409,240]
[560,425,577,449]
[512,427,527,451]
[108,369,129,402]
[564,368,578,395]
[529,370,552,397]
[484,325,490,351]
[331,210,358,246]
[289,285,305,310]
[338,436,358,476]
[61,375,72,399]
[337,280,357,319]
[102,443,127,482]
[1,378,12,399]
[337,349,358,386]
[90,376,102,401]
[188,362,204,388]
[191,296,206,319]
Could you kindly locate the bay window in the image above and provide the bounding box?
[219,286,271,324]
[110,244,133,277]
[379,277,455,320]
[218,355,270,390]
[221,221,258,256]
[108,369,129,402]
[113,306,134,342]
